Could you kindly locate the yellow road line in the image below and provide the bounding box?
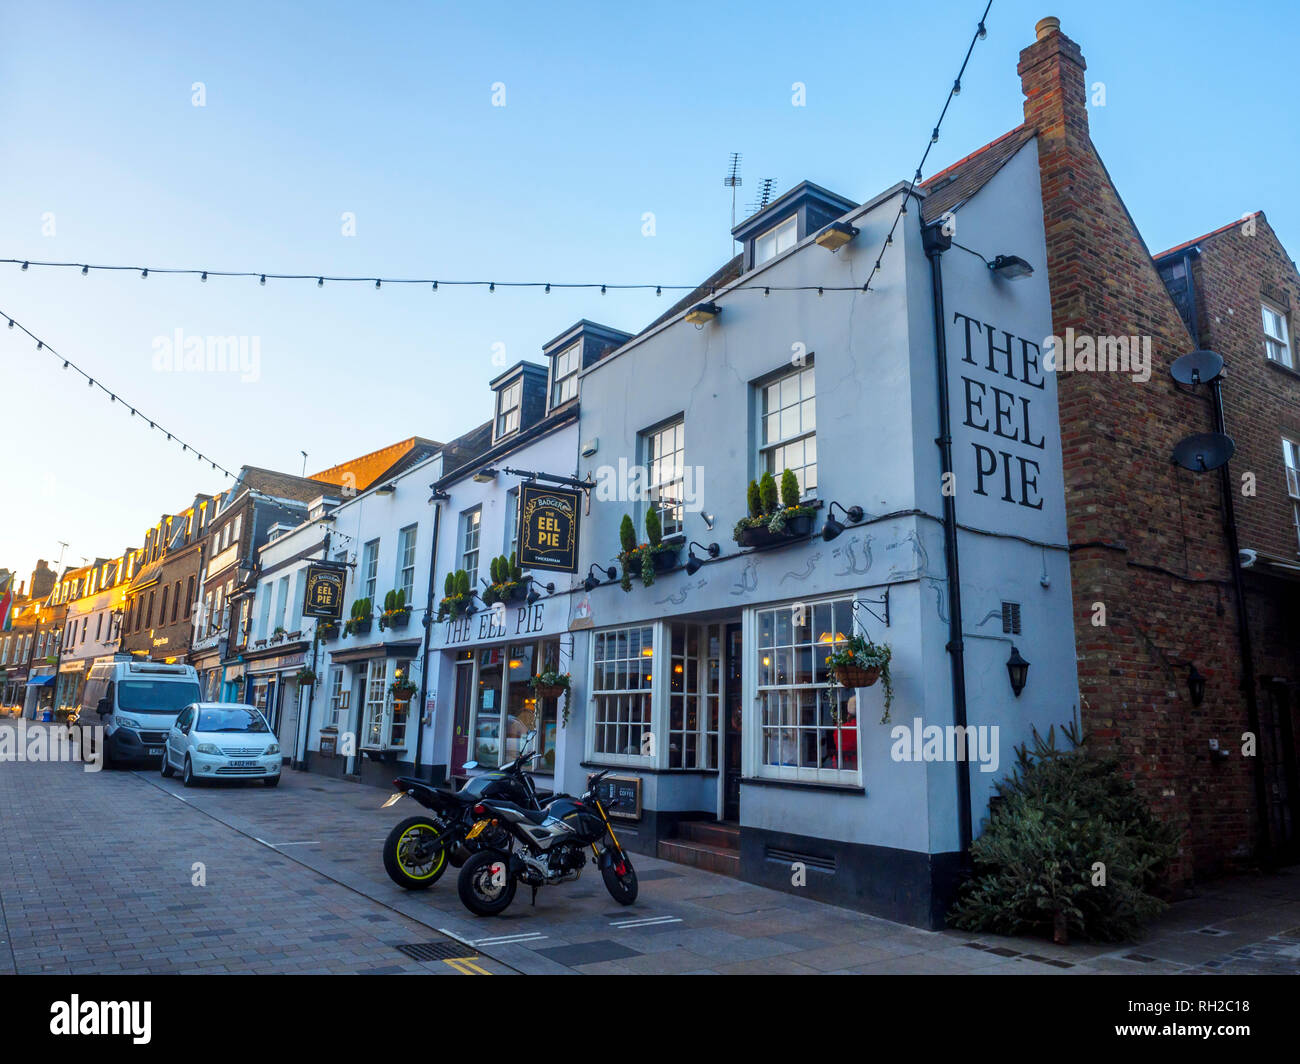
[444,955,491,975]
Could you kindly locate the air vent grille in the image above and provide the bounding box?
[1001,601,1021,635]
[765,847,835,873]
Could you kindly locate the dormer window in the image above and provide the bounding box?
[550,342,581,408]
[754,216,797,266]
[497,379,522,438]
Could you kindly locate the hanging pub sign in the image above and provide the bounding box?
[303,564,346,619]
[517,483,580,573]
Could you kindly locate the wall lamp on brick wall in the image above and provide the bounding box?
[1187,664,1206,707]
[1006,645,1030,697]
[989,254,1034,280]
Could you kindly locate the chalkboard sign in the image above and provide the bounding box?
[588,773,642,821]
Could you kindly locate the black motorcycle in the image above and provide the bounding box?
[456,768,638,916]
[380,742,549,890]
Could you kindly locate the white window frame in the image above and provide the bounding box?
[549,341,581,410]
[460,508,482,590]
[396,524,418,602]
[758,362,817,498]
[754,215,797,266]
[643,417,686,539]
[586,623,659,767]
[745,594,862,787]
[361,539,379,604]
[1263,301,1293,369]
[667,622,722,770]
[323,667,345,729]
[495,379,522,440]
[1285,437,1300,550]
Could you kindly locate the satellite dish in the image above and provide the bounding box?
[1172,432,1235,472]
[1170,349,1224,386]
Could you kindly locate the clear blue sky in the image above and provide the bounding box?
[1,0,1294,581]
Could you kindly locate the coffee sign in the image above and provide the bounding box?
[517,483,580,573]
[303,564,346,619]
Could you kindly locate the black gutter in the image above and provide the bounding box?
[413,502,441,782]
[923,220,974,860]
[1210,376,1271,865]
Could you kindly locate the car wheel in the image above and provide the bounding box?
[262,775,280,788]
[160,750,174,778]
[182,756,197,788]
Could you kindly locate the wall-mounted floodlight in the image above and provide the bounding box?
[684,302,721,325]
[989,255,1033,280]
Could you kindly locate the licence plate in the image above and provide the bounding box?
[466,820,489,840]
[381,792,404,809]
[230,760,256,768]
[147,748,163,756]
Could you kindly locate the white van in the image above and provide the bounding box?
[81,656,202,768]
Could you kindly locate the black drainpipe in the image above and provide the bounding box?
[1210,378,1271,865]
[923,219,974,860]
[413,499,442,782]
[296,529,328,773]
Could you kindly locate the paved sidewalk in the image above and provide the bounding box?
[3,728,1299,974]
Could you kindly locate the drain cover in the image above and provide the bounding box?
[397,941,476,962]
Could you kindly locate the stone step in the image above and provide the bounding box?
[657,838,741,877]
[677,820,740,850]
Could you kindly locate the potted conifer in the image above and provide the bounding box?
[344,598,373,636]
[379,589,412,630]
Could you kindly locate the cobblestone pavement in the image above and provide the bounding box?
[3,724,1300,975]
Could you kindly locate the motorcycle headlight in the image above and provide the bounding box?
[264,743,280,756]
[116,715,144,731]
[196,742,223,755]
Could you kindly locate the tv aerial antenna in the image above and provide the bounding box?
[724,153,743,230]
[747,178,777,217]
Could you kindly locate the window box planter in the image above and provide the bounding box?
[317,621,340,641]
[732,470,818,550]
[345,618,373,637]
[379,606,412,631]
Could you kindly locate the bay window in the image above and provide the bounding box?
[752,596,859,785]
[590,625,655,764]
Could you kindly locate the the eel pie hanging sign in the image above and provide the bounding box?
[302,564,346,619]
[517,483,580,573]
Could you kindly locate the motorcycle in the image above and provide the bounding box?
[456,768,638,917]
[380,737,551,890]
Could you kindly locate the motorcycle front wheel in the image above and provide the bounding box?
[601,852,638,905]
[458,850,517,916]
[383,815,450,890]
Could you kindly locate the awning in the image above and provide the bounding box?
[28,675,55,687]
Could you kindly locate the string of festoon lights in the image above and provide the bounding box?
[0,306,354,539]
[2,0,993,511]
[1,5,993,301]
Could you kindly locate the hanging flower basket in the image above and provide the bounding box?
[833,663,880,689]
[529,669,571,704]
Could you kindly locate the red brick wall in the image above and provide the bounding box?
[1019,19,1259,878]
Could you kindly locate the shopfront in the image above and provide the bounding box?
[322,640,422,784]
[242,646,308,741]
[55,659,87,713]
[432,591,576,787]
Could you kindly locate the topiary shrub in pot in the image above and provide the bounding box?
[344,597,373,636]
[379,588,411,630]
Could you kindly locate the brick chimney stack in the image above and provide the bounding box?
[1018,16,1089,147]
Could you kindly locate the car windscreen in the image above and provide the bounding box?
[196,707,270,733]
[117,681,202,715]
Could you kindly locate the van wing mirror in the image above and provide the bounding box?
[97,698,112,715]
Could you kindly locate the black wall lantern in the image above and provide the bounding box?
[822,500,865,541]
[1006,645,1030,697]
[1187,664,1206,707]
[685,541,720,575]
[583,564,617,593]
[526,579,555,606]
